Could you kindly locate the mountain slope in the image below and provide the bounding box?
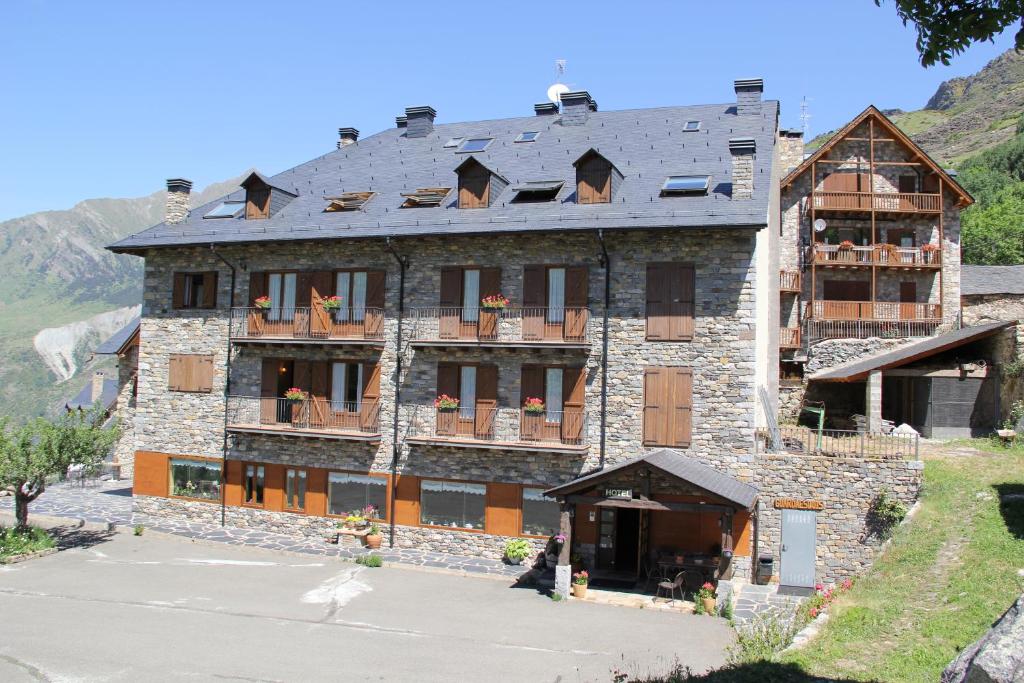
[0,174,247,421]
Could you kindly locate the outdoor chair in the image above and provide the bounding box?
[656,572,685,603]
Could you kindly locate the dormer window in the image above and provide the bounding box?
[458,138,493,153]
[455,157,508,209]
[204,201,245,219]
[401,187,452,208]
[661,175,711,196]
[240,171,297,220]
[511,180,564,203]
[572,149,623,205]
[323,192,375,212]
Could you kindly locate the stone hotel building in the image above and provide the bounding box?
[109,81,926,593]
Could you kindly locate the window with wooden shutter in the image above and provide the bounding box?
[643,366,692,447]
[576,153,611,204]
[168,354,214,393]
[172,271,218,309]
[646,263,695,341]
[246,186,271,219]
[458,161,490,209]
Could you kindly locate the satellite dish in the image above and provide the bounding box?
[813,218,828,233]
[547,83,570,104]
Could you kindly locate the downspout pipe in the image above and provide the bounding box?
[596,230,610,471]
[211,245,238,528]
[385,237,408,549]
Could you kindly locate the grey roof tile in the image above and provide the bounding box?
[962,265,1024,296]
[109,101,779,251]
[95,316,140,355]
[65,378,119,411]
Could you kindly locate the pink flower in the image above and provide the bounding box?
[841,578,853,591]
[809,607,819,618]
[815,583,824,592]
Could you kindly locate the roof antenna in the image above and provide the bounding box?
[547,59,570,104]
[800,96,812,136]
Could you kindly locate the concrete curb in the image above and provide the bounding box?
[0,547,58,565]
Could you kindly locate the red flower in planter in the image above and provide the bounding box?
[434,394,460,410]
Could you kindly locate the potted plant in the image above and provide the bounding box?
[572,570,589,599]
[481,294,510,310]
[523,397,545,414]
[365,522,382,549]
[838,240,854,250]
[343,513,366,530]
[434,394,460,435]
[321,295,343,311]
[504,538,533,566]
[434,394,459,411]
[254,296,272,310]
[697,582,717,615]
[284,388,308,403]
[479,294,508,340]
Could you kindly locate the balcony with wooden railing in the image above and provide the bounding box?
[229,307,385,345]
[812,244,941,268]
[226,396,381,440]
[808,300,941,322]
[404,405,588,453]
[780,270,801,293]
[780,327,801,349]
[811,191,941,214]
[408,306,591,348]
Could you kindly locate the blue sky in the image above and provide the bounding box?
[0,0,1015,220]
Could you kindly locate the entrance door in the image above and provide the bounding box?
[780,509,817,589]
[899,282,918,320]
[615,508,640,574]
[596,508,616,570]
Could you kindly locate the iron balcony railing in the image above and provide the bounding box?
[812,244,941,268]
[226,396,381,436]
[408,306,590,344]
[811,191,941,213]
[229,307,385,341]
[756,426,918,460]
[808,300,942,322]
[405,405,588,448]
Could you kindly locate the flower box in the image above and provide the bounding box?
[254,296,272,310]
[523,397,545,414]
[321,296,343,311]
[284,388,308,402]
[481,295,510,310]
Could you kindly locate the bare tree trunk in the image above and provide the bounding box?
[14,492,29,529]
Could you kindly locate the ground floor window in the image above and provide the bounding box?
[328,473,386,518]
[420,480,485,530]
[285,468,306,511]
[244,464,265,505]
[169,459,221,501]
[521,487,559,536]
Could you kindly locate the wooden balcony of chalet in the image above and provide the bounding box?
[408,306,591,349]
[810,191,942,215]
[780,270,801,293]
[811,244,941,269]
[404,405,588,453]
[229,307,385,346]
[780,327,801,350]
[226,396,382,441]
[806,300,943,340]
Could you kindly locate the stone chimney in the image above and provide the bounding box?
[734,78,764,116]
[337,127,359,148]
[92,371,106,404]
[778,129,805,175]
[405,106,436,138]
[729,138,756,200]
[165,178,192,224]
[560,91,595,126]
[395,116,407,128]
[534,102,559,116]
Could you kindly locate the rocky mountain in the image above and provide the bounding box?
[0,174,247,421]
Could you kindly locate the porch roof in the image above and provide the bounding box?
[544,449,759,510]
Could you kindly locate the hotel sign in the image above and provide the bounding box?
[604,488,633,500]
[774,498,824,511]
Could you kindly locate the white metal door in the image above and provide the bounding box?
[780,509,817,588]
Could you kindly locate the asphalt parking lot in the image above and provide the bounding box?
[0,530,733,682]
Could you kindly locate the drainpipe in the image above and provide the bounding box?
[211,244,238,528]
[595,230,610,470]
[385,237,408,549]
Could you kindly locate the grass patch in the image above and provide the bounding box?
[0,526,56,560]
[354,554,383,568]
[891,110,949,136]
[781,443,1024,682]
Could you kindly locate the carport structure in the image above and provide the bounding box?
[545,449,758,595]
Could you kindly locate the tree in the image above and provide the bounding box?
[875,0,1024,65]
[0,406,119,529]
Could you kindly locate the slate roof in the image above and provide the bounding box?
[544,448,759,509]
[109,100,779,252]
[962,265,1024,296]
[95,316,140,355]
[65,378,119,412]
[809,321,1014,382]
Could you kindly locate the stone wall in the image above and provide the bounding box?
[963,293,1024,417]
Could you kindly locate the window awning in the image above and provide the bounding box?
[544,448,758,510]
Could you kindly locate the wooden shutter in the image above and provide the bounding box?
[246,187,270,219]
[577,156,610,204]
[643,367,668,446]
[520,365,545,441]
[486,483,520,536]
[672,264,695,341]
[474,365,498,438]
[196,355,214,393]
[295,272,313,308]
[361,362,381,431]
[172,273,187,309]
[646,263,669,340]
[248,272,268,336]
[564,266,589,342]
[223,460,243,507]
[648,264,695,341]
[670,367,692,447]
[480,267,502,299]
[922,173,940,193]
[132,451,169,498]
[439,267,462,339]
[393,475,420,526]
[201,272,218,309]
[310,271,333,337]
[260,359,280,424]
[249,271,268,303]
[437,363,459,398]
[168,355,184,391]
[522,265,545,340]
[364,270,386,338]
[562,367,586,443]
[309,361,329,427]
[899,282,918,321]
[458,163,490,209]
[293,360,312,392]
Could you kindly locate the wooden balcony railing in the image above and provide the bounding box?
[409,306,590,346]
[226,396,381,439]
[812,244,941,268]
[811,191,941,213]
[808,300,942,321]
[405,405,588,451]
[780,270,801,292]
[229,307,385,342]
[780,327,801,349]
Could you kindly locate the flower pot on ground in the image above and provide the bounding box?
[365,523,382,549]
[572,570,589,598]
[504,538,533,566]
[696,582,717,616]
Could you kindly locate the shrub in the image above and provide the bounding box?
[550,592,564,602]
[504,538,533,562]
[726,610,802,665]
[355,554,383,568]
[133,524,144,536]
[0,526,55,559]
[867,489,908,540]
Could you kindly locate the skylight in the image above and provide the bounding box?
[511,180,564,202]
[203,201,245,219]
[683,121,701,132]
[323,192,375,212]
[515,131,540,143]
[443,137,464,148]
[662,175,711,195]
[458,138,493,153]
